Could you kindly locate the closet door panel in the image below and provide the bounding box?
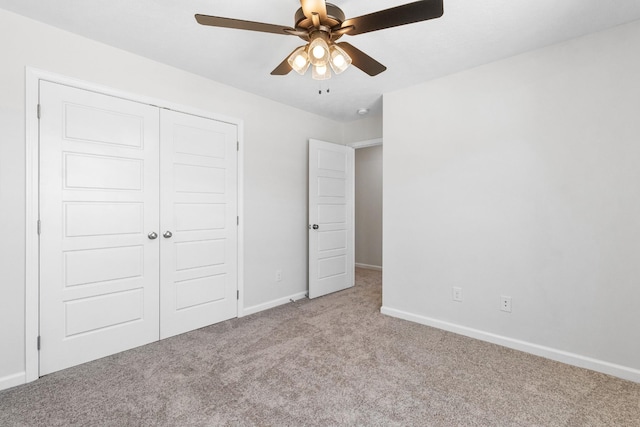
[159,110,238,339]
[39,81,160,375]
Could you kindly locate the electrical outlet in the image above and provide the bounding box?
[452,287,463,302]
[276,270,282,282]
[500,296,512,313]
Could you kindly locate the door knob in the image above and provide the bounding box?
[312,224,319,230]
[163,231,173,238]
[148,231,158,240]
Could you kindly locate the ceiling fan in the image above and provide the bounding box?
[195,0,444,80]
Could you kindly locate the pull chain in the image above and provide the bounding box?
[317,83,331,95]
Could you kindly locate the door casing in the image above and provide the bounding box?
[25,67,245,383]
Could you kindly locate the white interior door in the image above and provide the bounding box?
[39,81,160,375]
[308,139,354,299]
[159,109,238,339]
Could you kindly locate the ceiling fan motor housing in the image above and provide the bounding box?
[294,3,346,41]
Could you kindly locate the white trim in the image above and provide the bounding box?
[350,138,381,279]
[242,292,308,317]
[349,145,355,287]
[347,138,382,149]
[26,68,241,125]
[355,263,382,271]
[236,125,245,318]
[380,306,640,384]
[25,68,40,383]
[25,67,245,383]
[0,372,26,391]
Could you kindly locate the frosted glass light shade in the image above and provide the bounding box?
[287,46,310,75]
[312,64,331,80]
[329,45,352,74]
[308,36,330,67]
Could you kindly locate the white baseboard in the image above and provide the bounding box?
[0,371,26,391]
[242,291,308,317]
[355,263,382,271]
[380,306,640,384]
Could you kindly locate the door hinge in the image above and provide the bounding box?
[37,336,41,350]
[237,141,239,151]
[237,290,240,300]
[37,220,41,235]
[37,104,41,119]
[237,216,239,226]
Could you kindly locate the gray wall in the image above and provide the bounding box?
[343,115,382,142]
[383,19,640,382]
[355,145,383,268]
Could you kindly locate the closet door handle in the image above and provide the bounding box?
[148,232,158,240]
[163,231,173,239]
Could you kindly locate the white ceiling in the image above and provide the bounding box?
[2,0,640,122]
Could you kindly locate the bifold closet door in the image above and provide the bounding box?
[159,109,238,339]
[39,81,161,375]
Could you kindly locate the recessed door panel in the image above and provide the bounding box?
[317,149,346,172]
[318,177,347,198]
[174,124,226,158]
[64,246,143,287]
[318,230,347,252]
[64,203,143,237]
[317,255,347,280]
[64,103,144,148]
[174,203,225,231]
[174,164,225,194]
[175,275,227,310]
[65,289,144,337]
[175,239,226,271]
[318,204,346,225]
[64,153,142,191]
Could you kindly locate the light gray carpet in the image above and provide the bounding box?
[1,268,639,426]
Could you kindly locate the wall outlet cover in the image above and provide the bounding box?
[500,296,512,313]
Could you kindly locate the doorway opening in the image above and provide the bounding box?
[351,139,382,272]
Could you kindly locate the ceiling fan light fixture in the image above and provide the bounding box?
[308,33,330,67]
[329,44,352,74]
[312,44,326,59]
[287,46,310,75]
[197,0,446,79]
[312,64,331,80]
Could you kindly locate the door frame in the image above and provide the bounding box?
[25,67,245,383]
[347,138,382,150]
[347,137,383,272]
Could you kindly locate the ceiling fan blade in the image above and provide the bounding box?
[336,42,387,76]
[300,0,328,22]
[271,48,301,75]
[341,0,443,36]
[195,14,295,35]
